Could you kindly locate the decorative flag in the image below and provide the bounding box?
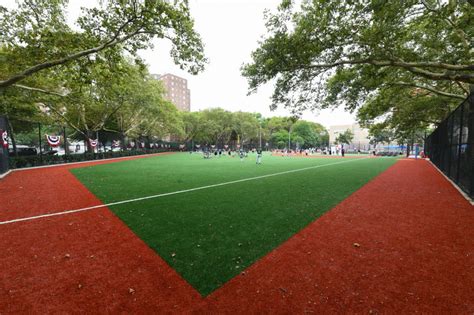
[1,130,8,149]
[195,144,201,148]
[236,144,241,149]
[224,144,229,149]
[140,142,145,148]
[89,139,98,148]
[112,140,120,148]
[129,141,135,148]
[46,135,61,147]
[179,144,185,149]
[211,145,216,149]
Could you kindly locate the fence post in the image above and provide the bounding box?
[38,123,43,164]
[0,116,9,174]
[469,93,474,198]
[63,126,68,156]
[456,103,464,182]
[447,115,455,177]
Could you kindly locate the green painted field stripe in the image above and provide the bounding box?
[0,157,369,226]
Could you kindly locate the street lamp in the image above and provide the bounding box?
[288,127,291,151]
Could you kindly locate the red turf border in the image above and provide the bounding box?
[0,156,473,313]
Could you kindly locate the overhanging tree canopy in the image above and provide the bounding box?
[0,0,207,90]
[242,0,473,115]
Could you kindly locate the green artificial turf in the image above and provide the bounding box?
[72,153,397,295]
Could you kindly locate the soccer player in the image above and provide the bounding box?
[256,148,262,164]
[239,149,245,161]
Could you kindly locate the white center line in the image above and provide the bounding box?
[0,158,369,225]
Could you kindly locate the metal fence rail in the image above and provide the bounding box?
[425,92,474,198]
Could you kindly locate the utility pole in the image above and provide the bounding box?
[288,125,292,151]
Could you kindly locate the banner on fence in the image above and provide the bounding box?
[1,130,8,148]
[89,139,98,148]
[46,135,61,147]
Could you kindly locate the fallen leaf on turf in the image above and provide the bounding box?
[64,254,71,258]
[353,243,361,248]
[129,288,135,294]
[171,253,176,257]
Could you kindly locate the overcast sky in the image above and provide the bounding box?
[4,0,356,128]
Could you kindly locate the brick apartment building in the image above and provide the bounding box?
[151,73,191,112]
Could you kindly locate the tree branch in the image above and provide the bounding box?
[12,84,67,97]
[304,58,474,83]
[0,19,142,89]
[390,81,466,100]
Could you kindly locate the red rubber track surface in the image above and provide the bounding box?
[1,158,473,313]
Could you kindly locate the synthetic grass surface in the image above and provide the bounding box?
[72,153,397,295]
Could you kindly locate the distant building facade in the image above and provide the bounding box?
[329,123,371,150]
[151,73,191,112]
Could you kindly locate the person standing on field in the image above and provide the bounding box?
[256,148,263,164]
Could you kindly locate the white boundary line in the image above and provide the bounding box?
[0,169,12,179]
[427,160,474,206]
[0,158,369,226]
[2,152,170,174]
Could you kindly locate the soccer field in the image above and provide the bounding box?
[71,153,397,295]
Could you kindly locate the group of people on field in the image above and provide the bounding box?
[196,147,263,164]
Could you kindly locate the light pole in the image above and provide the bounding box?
[288,127,291,151]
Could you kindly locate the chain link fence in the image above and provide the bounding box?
[2,118,184,170]
[425,92,473,198]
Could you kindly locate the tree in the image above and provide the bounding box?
[292,120,327,148]
[335,129,354,146]
[232,111,259,147]
[242,0,473,133]
[368,124,394,148]
[0,0,207,90]
[271,129,290,149]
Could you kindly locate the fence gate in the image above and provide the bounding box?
[0,116,9,175]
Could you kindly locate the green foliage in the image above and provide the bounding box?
[335,129,354,145]
[0,0,207,88]
[242,0,473,138]
[178,109,328,149]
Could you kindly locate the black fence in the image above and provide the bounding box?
[4,118,186,170]
[425,92,474,198]
[0,116,9,175]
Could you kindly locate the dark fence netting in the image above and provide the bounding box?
[4,119,184,170]
[425,92,474,199]
[0,116,9,175]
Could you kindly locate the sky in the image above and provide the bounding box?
[4,0,356,128]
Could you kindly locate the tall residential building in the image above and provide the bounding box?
[151,73,191,111]
[328,123,371,150]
